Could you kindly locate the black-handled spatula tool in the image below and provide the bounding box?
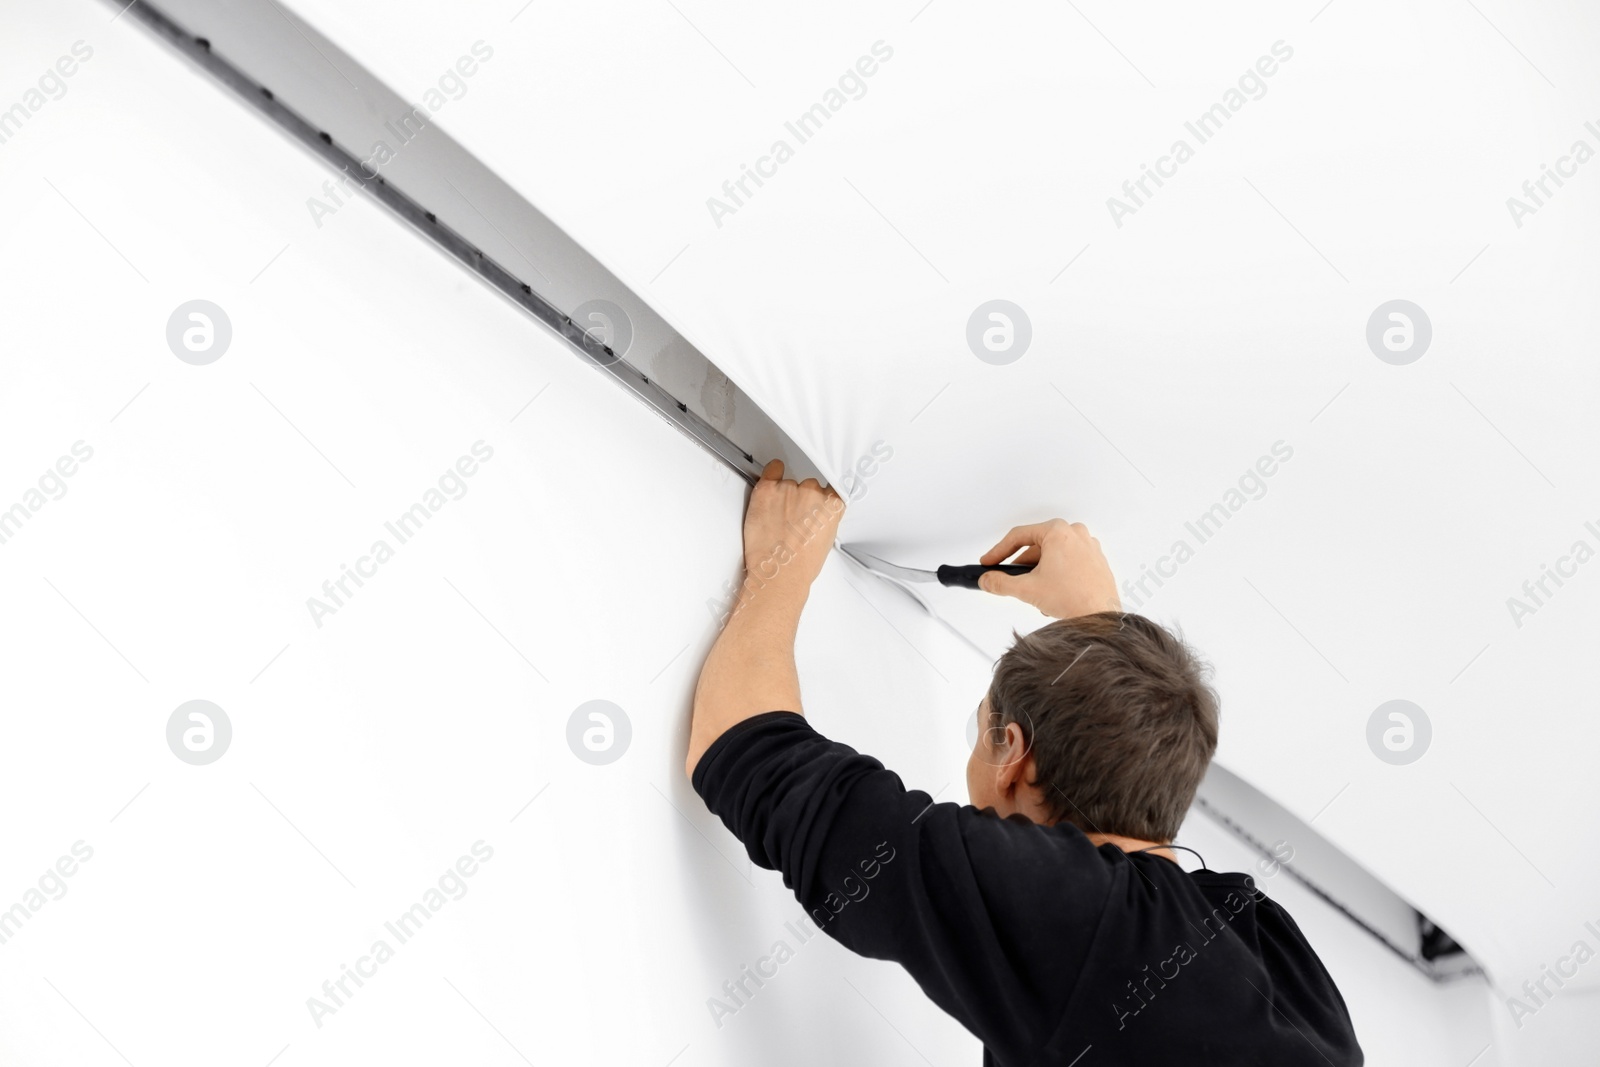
[835,545,1035,660]
[838,548,1035,589]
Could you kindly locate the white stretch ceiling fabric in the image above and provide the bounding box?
[283,0,1600,1011]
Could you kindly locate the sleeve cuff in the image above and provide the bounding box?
[689,709,809,795]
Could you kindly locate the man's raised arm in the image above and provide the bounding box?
[684,460,844,779]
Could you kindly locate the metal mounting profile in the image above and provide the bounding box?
[112,0,767,485]
[1194,764,1481,983]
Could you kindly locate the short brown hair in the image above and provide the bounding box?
[985,612,1219,841]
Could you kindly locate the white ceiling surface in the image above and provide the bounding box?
[285,0,1600,1000]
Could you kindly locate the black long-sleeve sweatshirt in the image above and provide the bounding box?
[691,711,1364,1066]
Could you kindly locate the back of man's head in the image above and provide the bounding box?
[986,612,1220,842]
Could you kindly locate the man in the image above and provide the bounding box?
[687,461,1362,1065]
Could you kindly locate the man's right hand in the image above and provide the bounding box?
[976,519,1121,619]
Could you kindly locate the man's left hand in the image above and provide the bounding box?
[740,459,845,605]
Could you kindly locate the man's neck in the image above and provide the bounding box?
[1085,831,1178,864]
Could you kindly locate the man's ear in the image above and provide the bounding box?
[994,720,1033,797]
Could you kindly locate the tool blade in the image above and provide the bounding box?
[837,546,938,583]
